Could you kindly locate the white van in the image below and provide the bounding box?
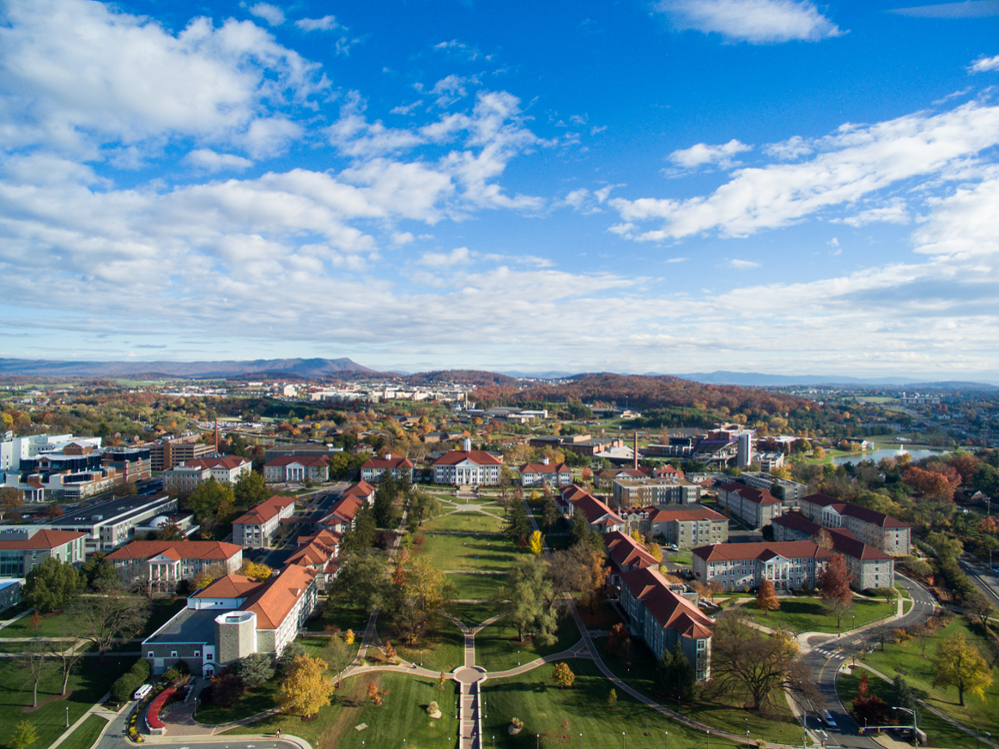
[133,684,153,701]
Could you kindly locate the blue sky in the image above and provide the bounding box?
[1,0,999,379]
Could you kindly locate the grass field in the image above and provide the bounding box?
[197,681,281,724]
[448,572,506,601]
[0,597,185,640]
[422,512,506,534]
[221,670,460,749]
[483,659,742,749]
[0,652,130,749]
[56,714,110,749]
[385,618,465,673]
[453,602,503,629]
[855,616,999,741]
[838,669,975,748]
[741,597,895,634]
[597,640,802,746]
[416,534,520,572]
[308,595,371,634]
[475,614,581,672]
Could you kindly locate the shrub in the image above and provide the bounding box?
[130,659,151,683]
[210,673,245,707]
[111,673,140,704]
[427,701,439,716]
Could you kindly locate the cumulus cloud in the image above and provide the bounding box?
[419,247,472,267]
[970,54,999,73]
[609,100,999,241]
[248,3,284,26]
[430,75,472,107]
[668,139,752,169]
[295,15,339,31]
[184,149,254,171]
[655,0,844,43]
[835,198,910,227]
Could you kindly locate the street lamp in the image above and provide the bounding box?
[892,706,919,747]
[664,730,668,749]
[745,717,749,737]
[537,734,541,749]
[65,706,69,728]
[622,732,626,749]
[705,730,709,749]
[518,650,521,666]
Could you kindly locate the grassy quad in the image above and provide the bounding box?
[483,660,742,749]
[415,534,520,572]
[853,616,999,740]
[598,641,803,746]
[422,513,506,534]
[0,652,131,749]
[56,714,111,749]
[447,573,506,601]
[838,669,975,748]
[475,614,581,672]
[0,598,186,639]
[741,597,896,634]
[220,670,460,749]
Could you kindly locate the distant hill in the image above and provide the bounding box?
[0,357,376,379]
[673,371,999,388]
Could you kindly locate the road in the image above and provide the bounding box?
[800,574,936,748]
[959,555,999,609]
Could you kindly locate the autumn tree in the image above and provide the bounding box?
[528,530,544,555]
[233,470,269,508]
[192,562,229,592]
[0,487,24,518]
[552,662,575,689]
[184,478,236,524]
[9,721,38,749]
[902,466,957,502]
[852,671,892,728]
[932,631,993,706]
[548,543,608,612]
[211,672,245,707]
[278,654,336,717]
[607,623,631,658]
[608,687,618,710]
[755,579,780,616]
[818,554,854,627]
[646,542,663,562]
[241,560,274,581]
[711,611,818,712]
[387,558,457,644]
[322,636,352,688]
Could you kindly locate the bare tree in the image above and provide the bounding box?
[44,639,85,695]
[70,583,152,664]
[19,644,55,708]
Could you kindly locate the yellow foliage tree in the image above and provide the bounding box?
[344,628,355,645]
[240,560,273,581]
[528,530,544,555]
[278,655,335,717]
[933,631,993,706]
[646,542,663,562]
[553,662,575,689]
[630,529,641,542]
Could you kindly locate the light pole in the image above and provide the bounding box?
[745,717,749,736]
[622,732,626,749]
[537,734,541,749]
[518,650,521,666]
[664,730,668,749]
[65,706,69,728]
[705,730,709,749]
[892,706,919,747]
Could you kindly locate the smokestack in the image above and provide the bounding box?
[633,431,638,470]
[214,418,219,454]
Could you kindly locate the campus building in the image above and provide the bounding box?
[797,493,911,555]
[231,495,297,548]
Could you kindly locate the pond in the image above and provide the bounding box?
[833,446,949,466]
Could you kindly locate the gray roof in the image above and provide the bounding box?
[144,606,218,646]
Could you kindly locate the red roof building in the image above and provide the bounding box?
[106,540,243,589]
[360,455,414,483]
[232,495,297,548]
[432,450,503,486]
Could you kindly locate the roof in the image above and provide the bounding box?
[572,494,624,526]
[361,456,414,470]
[183,456,249,471]
[106,540,243,562]
[264,455,330,467]
[521,462,572,474]
[631,506,726,523]
[433,450,503,467]
[0,529,86,550]
[193,574,261,599]
[287,530,341,568]
[560,485,594,504]
[232,495,296,526]
[343,481,376,499]
[692,541,834,563]
[771,513,821,536]
[321,495,364,526]
[621,567,714,639]
[827,528,893,561]
[604,531,658,570]
[718,483,781,505]
[240,564,316,629]
[801,493,909,529]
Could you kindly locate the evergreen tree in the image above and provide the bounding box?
[342,502,377,553]
[655,642,695,704]
[373,473,400,528]
[504,500,532,543]
[569,508,602,551]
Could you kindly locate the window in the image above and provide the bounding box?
[148,651,154,658]
[171,650,178,658]
[194,650,201,657]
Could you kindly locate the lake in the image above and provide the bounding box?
[832,446,949,466]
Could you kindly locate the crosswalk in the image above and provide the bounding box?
[813,648,848,660]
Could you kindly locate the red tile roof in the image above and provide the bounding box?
[106,540,242,562]
[183,456,249,470]
[194,574,261,599]
[801,493,909,529]
[232,495,296,526]
[634,506,726,523]
[621,567,714,639]
[241,565,316,629]
[433,450,503,466]
[361,456,414,470]
[0,529,85,550]
[604,531,659,570]
[692,540,834,563]
[343,481,376,499]
[718,483,781,505]
[521,463,572,474]
[264,455,330,467]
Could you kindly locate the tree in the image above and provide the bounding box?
[233,470,269,508]
[386,558,457,644]
[45,637,85,695]
[852,671,893,728]
[887,675,917,714]
[19,645,55,708]
[547,543,607,612]
[932,631,993,706]
[70,583,152,663]
[528,530,544,555]
[504,500,532,543]
[755,579,780,616]
[322,635,352,688]
[606,623,631,658]
[235,653,275,688]
[568,508,602,551]
[818,554,854,628]
[963,589,997,633]
[277,654,336,718]
[331,552,391,612]
[0,487,24,518]
[607,688,618,710]
[373,472,400,528]
[711,611,818,712]
[541,495,560,531]
[210,672,245,707]
[655,642,694,704]
[241,560,274,581]
[22,557,83,613]
[184,478,236,523]
[647,542,663,562]
[155,521,186,541]
[111,672,140,704]
[80,554,119,592]
[344,628,355,645]
[192,562,228,592]
[552,662,575,689]
[341,502,377,554]
[503,556,559,645]
[10,721,38,749]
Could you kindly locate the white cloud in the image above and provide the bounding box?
[970,54,999,73]
[249,3,284,26]
[610,100,999,240]
[668,139,752,169]
[655,0,844,43]
[295,15,339,32]
[891,1,999,18]
[391,231,415,245]
[763,135,813,160]
[431,75,471,108]
[433,39,482,61]
[390,100,424,116]
[724,258,761,269]
[419,247,472,267]
[0,0,325,156]
[835,198,910,227]
[184,149,254,171]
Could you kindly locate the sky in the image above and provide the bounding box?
[1,0,999,380]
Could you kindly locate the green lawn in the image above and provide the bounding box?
[483,659,742,749]
[308,595,371,634]
[416,534,521,572]
[56,714,110,749]
[454,603,502,629]
[856,617,999,740]
[221,670,460,749]
[2,597,185,640]
[838,669,974,748]
[422,512,506,534]
[598,640,802,746]
[667,554,692,566]
[448,573,506,601]
[742,597,895,634]
[475,614,581,672]
[386,619,465,673]
[197,680,281,724]
[0,652,130,749]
